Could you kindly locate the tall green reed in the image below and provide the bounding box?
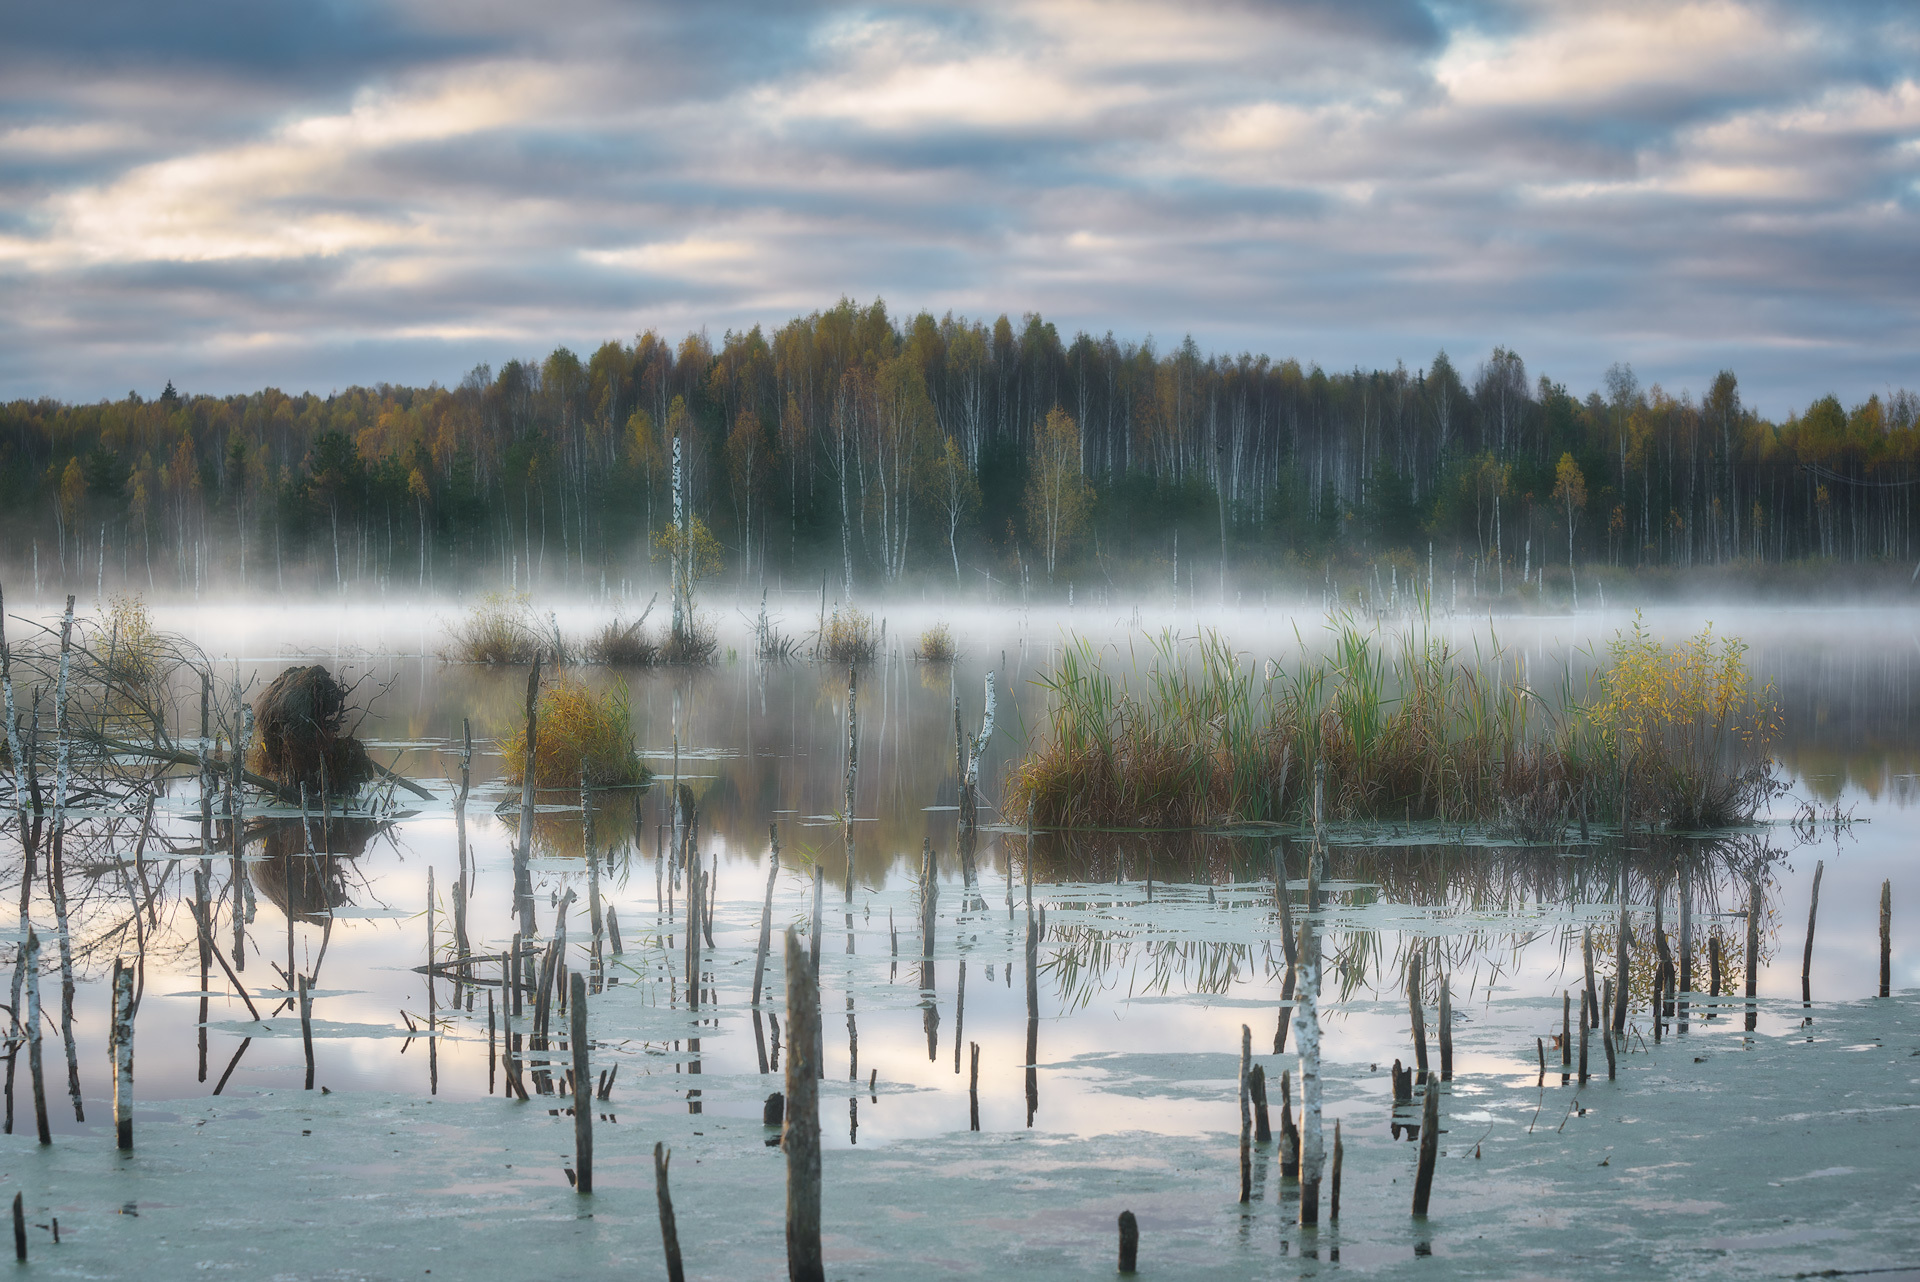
[1007,612,1775,832]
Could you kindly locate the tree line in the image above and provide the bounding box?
[3,296,1917,602]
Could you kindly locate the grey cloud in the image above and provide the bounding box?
[0,0,1915,417]
[1,0,494,83]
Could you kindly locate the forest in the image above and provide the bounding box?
[3,297,1917,602]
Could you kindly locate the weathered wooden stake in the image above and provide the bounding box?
[1602,977,1617,1080]
[570,972,591,1193]
[1582,927,1599,1028]
[784,927,823,1282]
[752,825,780,1007]
[1411,1072,1440,1216]
[1273,960,1296,1055]
[1250,1064,1270,1142]
[1407,952,1428,1074]
[1655,889,1674,1018]
[1330,1119,1343,1222]
[968,1041,980,1131]
[920,838,938,959]
[298,973,315,1090]
[10,1192,21,1261]
[1561,991,1571,1082]
[654,1142,686,1282]
[1802,858,1824,1004]
[1279,1070,1298,1177]
[1879,879,1892,999]
[1613,903,1630,1036]
[1117,1210,1138,1273]
[1238,1024,1252,1203]
[1578,988,1590,1085]
[1437,976,1453,1082]
[25,931,48,1143]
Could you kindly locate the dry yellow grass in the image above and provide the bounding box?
[500,678,649,788]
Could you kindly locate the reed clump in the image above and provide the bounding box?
[500,678,649,788]
[659,614,719,666]
[758,626,802,662]
[817,607,878,664]
[585,617,661,666]
[1006,616,1778,832]
[754,596,802,661]
[443,593,542,665]
[914,623,957,663]
[101,595,165,693]
[1588,616,1783,828]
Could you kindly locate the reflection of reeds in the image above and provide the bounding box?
[1016,827,1783,1009]
[1043,917,1270,1011]
[1007,616,1779,831]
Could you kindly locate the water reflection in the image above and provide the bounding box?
[0,601,1905,1145]
[248,817,388,921]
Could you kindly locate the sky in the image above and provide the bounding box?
[1,0,1915,416]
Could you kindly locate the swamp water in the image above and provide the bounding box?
[2,599,1916,1279]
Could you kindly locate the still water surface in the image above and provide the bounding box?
[5,598,1914,1151]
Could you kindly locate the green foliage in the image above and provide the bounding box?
[0,306,1913,597]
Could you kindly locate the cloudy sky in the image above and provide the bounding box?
[2,0,1915,413]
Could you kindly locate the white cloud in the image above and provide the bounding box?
[4,63,562,268]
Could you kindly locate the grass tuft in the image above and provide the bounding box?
[442,593,542,665]
[660,614,719,665]
[817,607,879,664]
[914,623,957,662]
[585,616,661,666]
[500,677,650,788]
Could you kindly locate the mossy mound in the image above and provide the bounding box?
[251,665,371,795]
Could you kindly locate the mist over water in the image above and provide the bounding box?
[4,589,1911,1126]
[0,581,1914,1280]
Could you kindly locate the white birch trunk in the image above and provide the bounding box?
[112,959,133,1149]
[1292,866,1324,1222]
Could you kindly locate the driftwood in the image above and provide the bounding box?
[83,731,429,803]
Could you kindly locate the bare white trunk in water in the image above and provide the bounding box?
[964,671,996,790]
[1292,868,1323,1219]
